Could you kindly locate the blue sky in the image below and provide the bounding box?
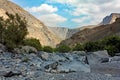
[10,0,120,28]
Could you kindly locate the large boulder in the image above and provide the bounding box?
[91,61,120,76]
[27,53,43,67]
[57,61,90,73]
[87,50,109,65]
[109,56,120,62]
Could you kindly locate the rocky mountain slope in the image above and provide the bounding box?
[101,13,120,25]
[60,17,120,46]
[0,0,61,47]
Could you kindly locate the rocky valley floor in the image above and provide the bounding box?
[0,46,120,80]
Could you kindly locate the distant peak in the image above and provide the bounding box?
[110,13,120,15]
[101,13,120,25]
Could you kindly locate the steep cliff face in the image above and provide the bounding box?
[0,0,61,47]
[60,17,120,47]
[101,13,120,25]
[48,27,69,40]
[48,27,81,40]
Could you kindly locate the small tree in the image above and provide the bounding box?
[0,12,28,50]
[43,46,54,53]
[56,45,71,53]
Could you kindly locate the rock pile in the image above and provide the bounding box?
[0,46,120,80]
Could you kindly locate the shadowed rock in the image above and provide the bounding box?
[4,71,22,77]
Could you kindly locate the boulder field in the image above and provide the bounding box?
[0,45,120,80]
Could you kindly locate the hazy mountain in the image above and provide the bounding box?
[48,27,81,40]
[60,17,120,47]
[0,0,61,47]
[48,25,97,40]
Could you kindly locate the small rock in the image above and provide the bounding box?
[100,58,109,63]
[44,62,58,72]
[71,51,86,56]
[115,53,120,56]
[39,52,49,60]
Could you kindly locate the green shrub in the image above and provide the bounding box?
[5,40,17,51]
[104,45,119,57]
[102,35,120,46]
[56,45,71,53]
[102,35,120,56]
[43,46,54,53]
[73,43,84,51]
[23,38,42,51]
[73,35,120,56]
[84,41,103,52]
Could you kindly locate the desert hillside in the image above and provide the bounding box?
[0,0,61,47]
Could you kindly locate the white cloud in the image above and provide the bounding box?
[48,0,120,26]
[48,0,78,5]
[38,14,67,27]
[72,16,90,23]
[25,4,58,13]
[25,4,67,27]
[71,16,97,27]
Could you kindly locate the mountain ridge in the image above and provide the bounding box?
[59,16,120,47]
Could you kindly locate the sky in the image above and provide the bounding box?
[10,0,120,28]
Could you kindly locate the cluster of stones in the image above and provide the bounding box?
[0,44,120,80]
